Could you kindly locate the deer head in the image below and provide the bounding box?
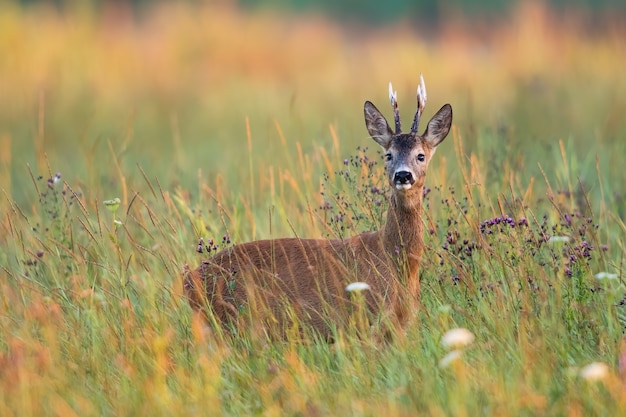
[364,75,452,194]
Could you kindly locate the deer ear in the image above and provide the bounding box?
[364,101,393,149]
[423,104,452,147]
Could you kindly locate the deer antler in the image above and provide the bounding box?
[389,82,401,134]
[410,73,427,133]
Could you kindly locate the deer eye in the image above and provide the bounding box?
[417,153,425,162]
[385,154,392,162]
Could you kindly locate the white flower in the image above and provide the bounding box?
[548,236,570,243]
[439,350,463,368]
[594,272,618,280]
[345,282,371,293]
[579,362,609,382]
[103,197,121,213]
[441,328,475,349]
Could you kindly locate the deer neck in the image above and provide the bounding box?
[381,189,424,275]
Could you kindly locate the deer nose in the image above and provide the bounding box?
[393,170,415,185]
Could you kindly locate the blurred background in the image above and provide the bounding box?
[1,0,625,223]
[14,0,626,23]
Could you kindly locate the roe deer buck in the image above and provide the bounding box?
[184,75,452,340]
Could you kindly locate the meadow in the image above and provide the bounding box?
[0,1,625,415]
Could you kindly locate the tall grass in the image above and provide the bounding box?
[0,1,625,415]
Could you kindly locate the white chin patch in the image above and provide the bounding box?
[395,183,412,190]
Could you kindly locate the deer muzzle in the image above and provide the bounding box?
[393,170,415,190]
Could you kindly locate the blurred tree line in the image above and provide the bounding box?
[241,0,624,23]
[14,0,626,23]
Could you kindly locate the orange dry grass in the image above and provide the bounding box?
[0,1,623,116]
